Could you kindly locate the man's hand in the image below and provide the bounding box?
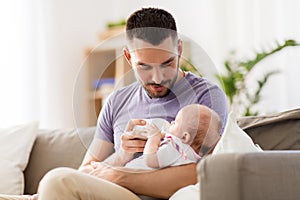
[121,119,148,153]
[88,162,127,185]
[78,161,98,173]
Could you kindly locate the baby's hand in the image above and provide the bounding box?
[146,122,163,138]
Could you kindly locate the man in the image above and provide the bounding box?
[37,7,228,200]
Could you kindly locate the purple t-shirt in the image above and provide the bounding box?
[95,72,228,150]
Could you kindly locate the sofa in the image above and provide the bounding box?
[23,127,96,195]
[198,108,300,200]
[2,108,300,199]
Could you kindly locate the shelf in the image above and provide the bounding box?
[85,43,135,125]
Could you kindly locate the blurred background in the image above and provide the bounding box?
[0,0,299,129]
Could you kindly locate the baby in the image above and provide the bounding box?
[124,104,222,170]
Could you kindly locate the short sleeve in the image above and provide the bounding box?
[95,93,114,143]
[198,84,228,134]
[157,140,183,168]
[157,136,199,168]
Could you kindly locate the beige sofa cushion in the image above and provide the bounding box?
[198,152,300,200]
[23,127,95,194]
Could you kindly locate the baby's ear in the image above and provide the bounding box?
[182,132,191,144]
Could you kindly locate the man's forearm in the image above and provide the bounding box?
[104,150,134,166]
[116,163,197,198]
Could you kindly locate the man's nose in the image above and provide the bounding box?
[152,67,164,84]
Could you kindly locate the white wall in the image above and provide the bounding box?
[36,0,117,128]
[119,0,300,114]
[1,0,299,128]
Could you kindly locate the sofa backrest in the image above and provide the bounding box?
[23,108,300,194]
[23,127,95,194]
[237,108,300,150]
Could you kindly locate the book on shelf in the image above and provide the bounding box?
[92,78,115,89]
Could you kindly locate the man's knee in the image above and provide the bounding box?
[38,167,77,193]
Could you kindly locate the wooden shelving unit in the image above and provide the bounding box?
[85,32,135,126]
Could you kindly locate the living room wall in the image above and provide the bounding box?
[1,0,299,129]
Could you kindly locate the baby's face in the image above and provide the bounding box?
[168,110,184,138]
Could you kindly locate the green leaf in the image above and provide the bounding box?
[216,39,299,116]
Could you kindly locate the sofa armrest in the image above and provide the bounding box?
[198,151,300,200]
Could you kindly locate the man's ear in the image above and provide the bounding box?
[177,39,183,58]
[182,132,191,144]
[123,47,132,66]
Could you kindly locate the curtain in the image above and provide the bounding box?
[0,0,39,127]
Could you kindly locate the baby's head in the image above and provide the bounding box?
[168,104,222,154]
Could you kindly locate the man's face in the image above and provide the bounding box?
[125,37,182,98]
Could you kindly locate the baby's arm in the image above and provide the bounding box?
[143,133,163,168]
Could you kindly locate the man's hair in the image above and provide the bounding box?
[126,7,178,45]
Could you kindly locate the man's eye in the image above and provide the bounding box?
[161,61,173,68]
[138,65,151,70]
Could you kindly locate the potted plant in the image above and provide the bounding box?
[216,39,299,116]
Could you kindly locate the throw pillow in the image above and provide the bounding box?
[212,112,262,154]
[170,183,200,200]
[0,122,38,195]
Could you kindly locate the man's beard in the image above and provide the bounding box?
[141,70,178,98]
[144,82,171,98]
